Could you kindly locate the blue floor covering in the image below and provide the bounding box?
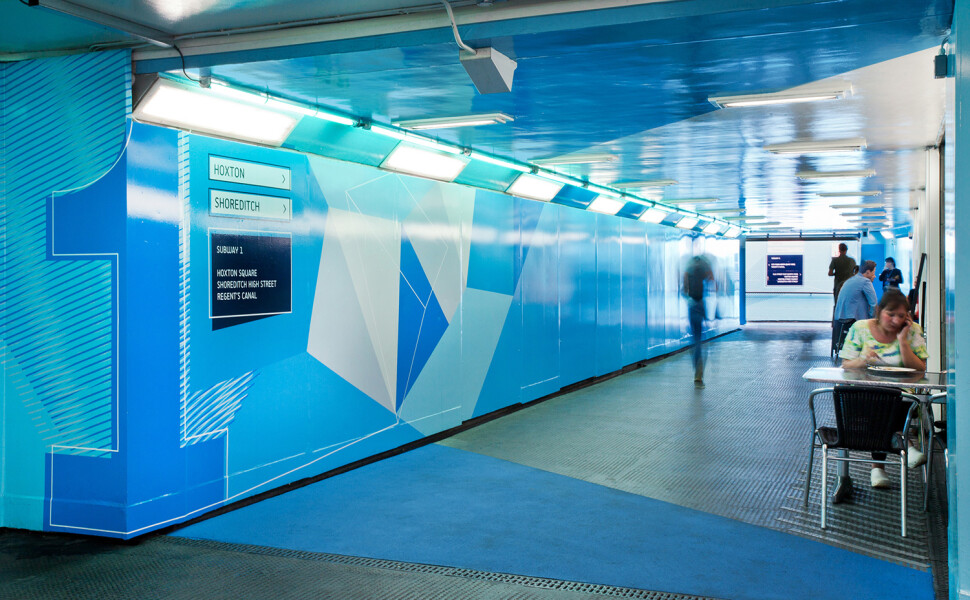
[174,443,933,600]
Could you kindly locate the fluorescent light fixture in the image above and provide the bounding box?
[613,179,678,189]
[698,208,744,214]
[587,195,625,215]
[880,230,896,240]
[381,144,469,181]
[724,226,742,238]
[639,206,671,223]
[709,87,848,108]
[507,173,563,201]
[663,198,720,205]
[468,151,531,173]
[817,191,882,197]
[765,138,866,154]
[841,210,887,217]
[751,221,782,226]
[535,170,580,187]
[676,217,699,229]
[206,79,357,126]
[533,153,618,165]
[723,215,767,221]
[797,169,876,179]
[133,77,299,146]
[830,202,886,209]
[393,112,513,129]
[703,221,723,234]
[371,125,465,155]
[585,183,622,199]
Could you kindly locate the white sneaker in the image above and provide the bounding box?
[908,448,927,469]
[871,467,890,488]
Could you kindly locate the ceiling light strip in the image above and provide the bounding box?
[468,151,531,173]
[613,179,678,189]
[765,137,866,154]
[797,169,876,179]
[817,191,882,197]
[709,86,849,109]
[393,112,513,129]
[533,153,618,165]
[148,78,742,236]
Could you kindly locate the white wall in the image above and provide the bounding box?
[745,239,862,321]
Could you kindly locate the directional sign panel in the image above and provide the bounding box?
[766,254,803,285]
[210,189,291,221]
[210,231,292,320]
[209,155,291,190]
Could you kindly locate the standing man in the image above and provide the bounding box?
[878,257,903,291]
[828,243,857,304]
[834,260,878,322]
[683,252,714,389]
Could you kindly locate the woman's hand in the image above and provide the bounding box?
[897,314,913,342]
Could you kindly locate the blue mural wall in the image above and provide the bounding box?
[1,51,740,538]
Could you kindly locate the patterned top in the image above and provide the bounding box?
[839,320,929,366]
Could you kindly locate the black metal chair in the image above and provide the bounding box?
[921,391,947,511]
[830,318,855,359]
[804,385,920,537]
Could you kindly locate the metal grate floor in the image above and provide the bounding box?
[442,323,946,591]
[1,529,722,600]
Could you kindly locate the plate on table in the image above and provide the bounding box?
[867,365,918,375]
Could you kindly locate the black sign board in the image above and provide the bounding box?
[210,231,292,324]
[766,254,803,286]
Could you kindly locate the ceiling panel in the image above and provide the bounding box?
[2,0,954,235]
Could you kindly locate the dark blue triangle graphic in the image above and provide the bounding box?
[397,232,449,408]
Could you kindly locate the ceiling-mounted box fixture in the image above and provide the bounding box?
[613,179,678,189]
[797,169,876,179]
[765,137,867,154]
[709,86,849,108]
[133,76,299,146]
[441,0,516,94]
[460,47,517,94]
[507,174,563,202]
[533,153,618,166]
[394,112,513,130]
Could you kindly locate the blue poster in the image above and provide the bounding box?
[767,255,803,285]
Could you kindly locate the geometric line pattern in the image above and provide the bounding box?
[2,51,129,456]
[178,132,192,445]
[181,371,258,446]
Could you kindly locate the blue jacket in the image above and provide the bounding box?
[834,273,877,321]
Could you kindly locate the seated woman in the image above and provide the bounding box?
[838,289,929,488]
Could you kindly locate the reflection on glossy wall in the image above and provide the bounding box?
[0,51,740,539]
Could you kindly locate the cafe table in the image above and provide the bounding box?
[802,366,948,506]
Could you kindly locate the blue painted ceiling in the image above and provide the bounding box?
[2,0,954,235]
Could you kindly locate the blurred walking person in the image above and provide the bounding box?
[683,251,714,388]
